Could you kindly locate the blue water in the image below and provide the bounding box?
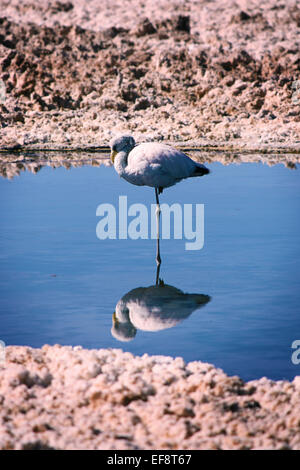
[1,160,300,381]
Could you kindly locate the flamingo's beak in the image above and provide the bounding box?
[110,150,117,163]
[112,311,118,325]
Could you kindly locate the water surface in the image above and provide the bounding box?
[0,157,299,381]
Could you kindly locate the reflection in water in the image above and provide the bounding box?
[0,153,111,179]
[0,150,298,179]
[111,265,211,342]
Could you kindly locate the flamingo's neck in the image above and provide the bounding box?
[114,151,128,177]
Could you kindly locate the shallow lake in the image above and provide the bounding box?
[1,156,300,381]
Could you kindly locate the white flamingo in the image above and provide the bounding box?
[110,135,210,264]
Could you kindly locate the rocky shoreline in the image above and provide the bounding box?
[0,345,299,450]
[1,0,300,150]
